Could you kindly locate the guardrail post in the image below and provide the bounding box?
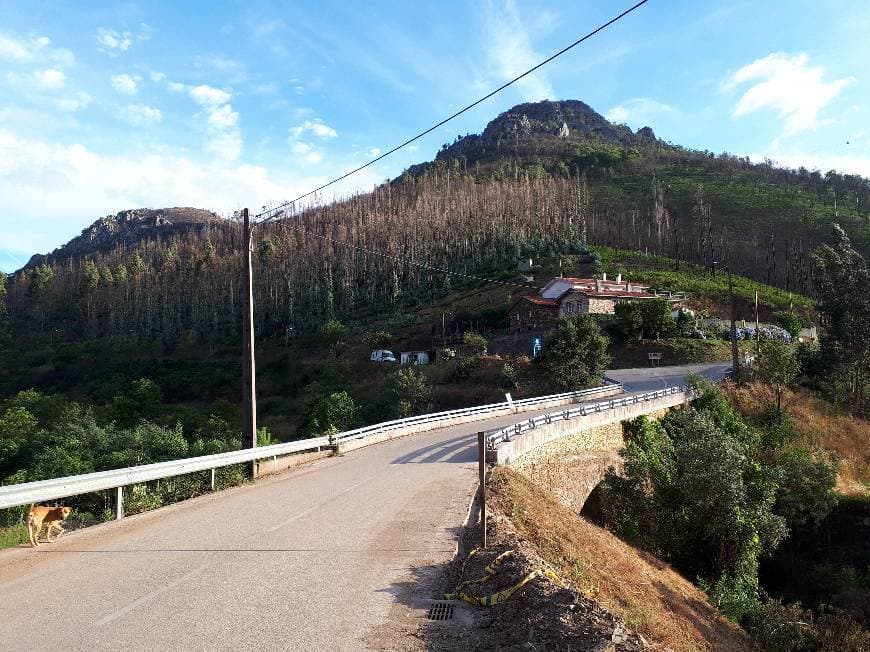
[115,486,124,520]
[477,432,487,549]
[210,468,216,491]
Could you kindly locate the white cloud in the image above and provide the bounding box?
[479,0,553,101]
[749,151,870,179]
[287,118,336,165]
[96,28,132,53]
[206,104,238,129]
[167,81,187,93]
[0,34,73,66]
[605,98,674,126]
[33,68,65,90]
[725,53,854,136]
[188,86,241,161]
[0,130,385,255]
[56,91,92,112]
[150,71,165,83]
[290,118,338,139]
[119,104,162,127]
[111,73,138,94]
[189,84,231,107]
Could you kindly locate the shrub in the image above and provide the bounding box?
[774,311,805,338]
[500,363,518,390]
[462,331,488,355]
[364,330,392,348]
[539,315,610,390]
[384,367,431,418]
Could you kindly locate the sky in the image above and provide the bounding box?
[1,0,869,271]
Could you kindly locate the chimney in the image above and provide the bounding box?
[602,272,607,281]
[627,283,632,292]
[595,278,602,292]
[616,273,622,283]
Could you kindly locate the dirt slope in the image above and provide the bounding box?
[487,467,749,651]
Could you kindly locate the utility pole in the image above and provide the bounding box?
[755,290,760,358]
[241,208,258,476]
[728,268,740,384]
[715,260,740,384]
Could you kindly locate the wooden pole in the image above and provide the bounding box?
[478,432,487,549]
[728,269,740,384]
[755,290,760,358]
[242,209,258,477]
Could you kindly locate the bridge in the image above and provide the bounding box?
[0,363,728,650]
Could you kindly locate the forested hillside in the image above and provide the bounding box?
[5,99,869,347]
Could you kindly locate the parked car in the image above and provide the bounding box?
[370,349,397,363]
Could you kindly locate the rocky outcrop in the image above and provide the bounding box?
[25,207,223,268]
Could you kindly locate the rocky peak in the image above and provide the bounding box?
[25,207,222,269]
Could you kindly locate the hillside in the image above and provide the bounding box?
[420,466,750,651]
[4,101,868,349]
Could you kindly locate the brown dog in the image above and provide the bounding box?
[27,504,72,547]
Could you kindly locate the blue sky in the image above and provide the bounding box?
[1,0,869,271]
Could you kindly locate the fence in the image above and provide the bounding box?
[0,383,621,517]
[485,385,691,449]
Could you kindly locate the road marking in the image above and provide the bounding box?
[267,477,375,533]
[94,563,208,627]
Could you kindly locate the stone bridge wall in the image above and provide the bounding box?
[492,399,682,510]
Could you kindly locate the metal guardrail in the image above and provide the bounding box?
[484,385,692,449]
[0,383,621,514]
[329,383,622,444]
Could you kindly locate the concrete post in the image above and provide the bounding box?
[478,432,487,549]
[115,486,124,520]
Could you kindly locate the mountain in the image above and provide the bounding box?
[407,99,653,177]
[23,207,223,270]
[5,99,869,346]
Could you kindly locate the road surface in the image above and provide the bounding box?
[0,364,724,651]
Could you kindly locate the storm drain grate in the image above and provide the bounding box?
[427,601,455,621]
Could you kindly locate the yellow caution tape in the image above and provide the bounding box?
[445,549,565,607]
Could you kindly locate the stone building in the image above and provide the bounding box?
[508,274,656,333]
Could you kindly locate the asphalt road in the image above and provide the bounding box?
[0,363,726,651]
[606,362,731,392]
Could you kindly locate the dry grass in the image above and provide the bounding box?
[724,382,870,495]
[488,467,749,652]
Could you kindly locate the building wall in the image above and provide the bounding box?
[508,301,559,333]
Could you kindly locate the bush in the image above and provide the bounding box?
[364,330,392,348]
[462,331,488,355]
[453,354,480,380]
[745,601,870,652]
[303,391,358,437]
[384,367,431,418]
[500,363,518,390]
[539,315,610,390]
[774,311,806,338]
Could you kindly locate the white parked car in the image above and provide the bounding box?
[370,349,397,363]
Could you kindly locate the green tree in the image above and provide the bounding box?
[462,331,488,355]
[614,302,644,342]
[771,446,837,530]
[0,272,10,346]
[109,378,163,427]
[319,319,346,351]
[539,315,611,390]
[364,330,393,349]
[774,311,804,338]
[811,225,870,410]
[384,367,431,417]
[639,298,675,339]
[757,341,800,412]
[303,391,358,437]
[80,260,100,293]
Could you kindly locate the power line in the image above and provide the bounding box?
[277,220,542,290]
[254,0,650,221]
